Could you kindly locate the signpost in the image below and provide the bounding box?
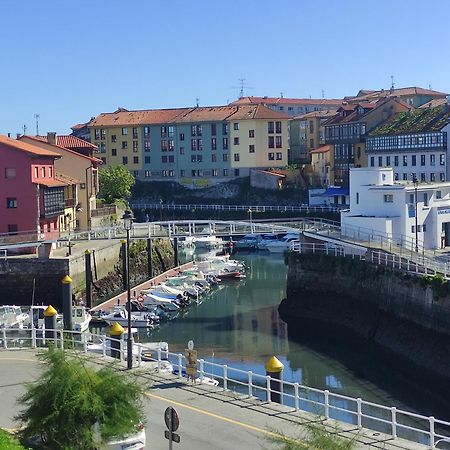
[185,340,197,382]
[164,406,180,448]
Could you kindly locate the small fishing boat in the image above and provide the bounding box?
[102,308,153,328]
[0,305,29,329]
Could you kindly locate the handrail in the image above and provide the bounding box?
[1,328,449,448]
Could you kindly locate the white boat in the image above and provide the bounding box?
[0,305,29,329]
[72,307,92,333]
[192,236,224,249]
[24,305,89,332]
[256,233,281,250]
[265,233,300,253]
[102,308,153,328]
[235,234,260,250]
[141,293,180,312]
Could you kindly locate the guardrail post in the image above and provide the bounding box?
[294,382,300,411]
[248,371,253,397]
[178,353,183,378]
[2,328,7,349]
[102,334,107,357]
[223,365,228,390]
[391,406,397,438]
[356,398,362,428]
[31,327,36,349]
[266,375,272,403]
[430,416,435,449]
[324,390,330,419]
[59,329,64,350]
[199,359,204,383]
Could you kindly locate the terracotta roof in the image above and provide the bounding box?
[346,87,447,103]
[18,135,102,164]
[174,106,237,123]
[419,98,448,109]
[0,134,60,158]
[310,145,331,154]
[33,178,67,187]
[228,104,289,120]
[55,172,82,185]
[230,96,342,106]
[33,135,97,149]
[91,108,190,127]
[293,109,338,120]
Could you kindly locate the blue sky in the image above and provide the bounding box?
[0,0,449,135]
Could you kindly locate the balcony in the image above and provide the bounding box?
[91,204,117,218]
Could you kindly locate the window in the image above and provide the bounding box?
[122,156,128,165]
[162,156,168,163]
[423,193,429,206]
[234,168,240,176]
[386,156,391,166]
[249,130,255,138]
[233,137,239,145]
[180,170,185,177]
[403,173,408,181]
[212,169,218,176]
[436,190,442,199]
[132,127,138,139]
[5,168,16,179]
[211,138,217,150]
[191,139,197,151]
[144,140,151,151]
[112,148,117,156]
[268,136,274,148]
[133,141,138,152]
[370,157,375,167]
[378,156,383,166]
[169,155,174,163]
[417,225,422,232]
[430,173,436,182]
[421,173,426,182]
[133,156,139,164]
[276,136,282,148]
[7,224,18,235]
[101,157,106,164]
[409,193,414,204]
[233,123,239,130]
[223,153,228,162]
[276,121,282,133]
[99,142,106,153]
[143,127,150,137]
[41,167,46,177]
[440,173,445,182]
[161,126,168,138]
[309,139,314,148]
[179,147,185,155]
[161,140,168,152]
[421,154,426,166]
[222,123,228,135]
[111,135,117,143]
[268,122,274,133]
[191,125,202,136]
[440,154,445,166]
[412,155,416,166]
[411,225,415,233]
[234,153,240,162]
[34,167,38,178]
[6,198,17,208]
[394,173,399,181]
[121,127,128,135]
[121,141,128,149]
[145,156,151,164]
[223,169,228,177]
[249,145,255,153]
[94,129,101,140]
[211,153,217,162]
[276,152,282,160]
[403,155,408,166]
[384,194,394,203]
[197,139,202,151]
[179,133,185,141]
[423,224,427,232]
[268,152,275,160]
[211,124,216,136]
[356,192,359,204]
[222,137,228,149]
[169,140,175,151]
[430,154,436,166]
[394,156,399,167]
[168,126,174,138]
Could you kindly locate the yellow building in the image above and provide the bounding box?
[310,145,331,187]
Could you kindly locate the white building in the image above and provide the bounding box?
[341,167,450,250]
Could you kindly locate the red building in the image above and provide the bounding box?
[0,135,66,239]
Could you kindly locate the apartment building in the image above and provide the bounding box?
[89,105,289,187]
[366,104,450,183]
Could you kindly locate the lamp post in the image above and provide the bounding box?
[159,198,163,221]
[413,176,419,253]
[247,208,253,224]
[122,209,134,369]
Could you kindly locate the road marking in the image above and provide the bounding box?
[145,391,288,440]
[0,357,38,363]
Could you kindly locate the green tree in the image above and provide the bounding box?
[98,165,135,204]
[16,349,144,450]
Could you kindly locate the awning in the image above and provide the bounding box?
[322,186,349,196]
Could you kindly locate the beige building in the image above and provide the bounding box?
[310,145,331,187]
[19,135,102,230]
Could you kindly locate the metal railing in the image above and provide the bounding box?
[290,242,450,279]
[1,328,450,448]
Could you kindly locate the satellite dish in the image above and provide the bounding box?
[187,340,194,350]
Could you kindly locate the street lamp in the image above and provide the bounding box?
[413,175,419,253]
[159,198,163,221]
[247,208,253,223]
[122,209,134,369]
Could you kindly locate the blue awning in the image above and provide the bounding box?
[322,187,349,196]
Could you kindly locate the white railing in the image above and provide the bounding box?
[290,242,450,279]
[1,328,450,448]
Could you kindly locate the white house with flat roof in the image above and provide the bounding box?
[341,167,450,250]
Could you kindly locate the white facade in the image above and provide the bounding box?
[341,167,450,250]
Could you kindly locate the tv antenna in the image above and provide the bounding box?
[23,124,27,135]
[390,75,395,90]
[195,98,199,107]
[34,113,40,135]
[321,90,325,99]
[231,78,253,99]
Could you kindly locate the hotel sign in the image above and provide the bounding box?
[438,208,450,215]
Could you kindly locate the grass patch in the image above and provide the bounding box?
[0,429,27,449]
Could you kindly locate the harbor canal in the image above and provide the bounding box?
[135,251,450,424]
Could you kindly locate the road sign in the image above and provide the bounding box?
[185,348,197,381]
[164,430,180,443]
[164,406,180,432]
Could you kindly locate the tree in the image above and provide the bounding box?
[16,349,144,450]
[98,166,135,204]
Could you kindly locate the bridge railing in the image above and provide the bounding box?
[290,242,449,279]
[1,327,450,448]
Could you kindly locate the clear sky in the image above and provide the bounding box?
[0,0,449,135]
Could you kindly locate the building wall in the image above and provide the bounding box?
[311,151,330,187]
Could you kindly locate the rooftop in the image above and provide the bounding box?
[310,144,331,154]
[368,105,450,136]
[32,134,97,149]
[230,96,342,106]
[345,86,448,103]
[293,109,338,120]
[0,134,61,158]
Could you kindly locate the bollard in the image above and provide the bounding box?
[84,250,92,309]
[44,305,58,344]
[110,322,125,360]
[147,238,153,279]
[121,240,127,292]
[61,275,73,331]
[265,356,284,404]
[173,237,179,267]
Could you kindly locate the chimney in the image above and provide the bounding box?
[7,133,10,138]
[47,132,57,145]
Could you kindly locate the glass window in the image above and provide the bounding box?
[421,173,426,182]
[179,133,185,141]
[211,138,217,150]
[122,156,128,165]
[268,122,274,134]
[249,130,255,138]
[424,193,429,206]
[383,194,393,203]
[268,136,274,148]
[222,138,228,149]
[440,173,445,182]
[440,154,445,166]
[233,123,239,130]
[121,141,128,149]
[412,155,416,166]
[436,190,442,199]
[378,156,382,166]
[249,145,255,153]
[121,127,128,135]
[276,121,282,133]
[276,136,282,148]
[386,156,391,166]
[276,152,282,160]
[234,137,239,145]
[370,157,375,167]
[430,154,436,166]
[6,197,17,208]
[234,153,240,162]
[211,124,216,136]
[268,152,275,160]
[421,155,426,166]
[394,156,399,167]
[403,155,408,166]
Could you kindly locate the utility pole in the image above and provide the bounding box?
[34,113,40,135]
